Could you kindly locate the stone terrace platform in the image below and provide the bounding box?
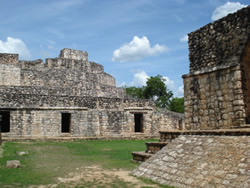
[132,127,250,187]
[132,127,250,163]
[160,127,250,142]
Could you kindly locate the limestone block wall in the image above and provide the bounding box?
[0,64,21,86]
[0,89,153,109]
[183,6,249,129]
[59,48,88,61]
[20,60,116,89]
[242,43,250,123]
[188,6,249,73]
[0,53,21,86]
[0,49,123,98]
[183,65,245,129]
[2,108,183,139]
[132,135,249,188]
[0,48,185,139]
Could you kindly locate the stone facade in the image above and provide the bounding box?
[0,48,184,139]
[133,134,249,188]
[183,6,250,129]
[132,6,250,188]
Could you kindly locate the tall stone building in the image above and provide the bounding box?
[132,6,250,188]
[183,6,250,130]
[0,48,183,139]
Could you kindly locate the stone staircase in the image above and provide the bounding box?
[132,127,250,162]
[132,141,168,162]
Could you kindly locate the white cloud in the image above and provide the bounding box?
[176,86,184,97]
[211,2,247,21]
[163,76,175,91]
[180,35,188,42]
[130,70,149,87]
[0,37,31,59]
[112,36,168,62]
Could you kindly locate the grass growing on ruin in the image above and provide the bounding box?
[0,139,171,187]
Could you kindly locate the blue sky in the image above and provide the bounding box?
[0,0,248,97]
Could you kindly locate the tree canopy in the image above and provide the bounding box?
[168,97,184,113]
[125,75,184,113]
[125,75,174,109]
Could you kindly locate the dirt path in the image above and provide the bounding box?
[28,165,160,188]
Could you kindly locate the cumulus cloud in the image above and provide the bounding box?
[180,35,188,42]
[112,36,168,62]
[0,37,31,59]
[176,86,184,97]
[130,70,149,87]
[211,2,247,21]
[163,76,175,91]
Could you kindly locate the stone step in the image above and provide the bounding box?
[132,151,153,162]
[159,128,250,142]
[145,142,168,154]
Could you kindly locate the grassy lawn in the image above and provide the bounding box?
[0,139,173,188]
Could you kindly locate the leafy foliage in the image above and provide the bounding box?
[168,97,184,113]
[125,75,173,108]
[144,75,173,108]
[125,86,145,99]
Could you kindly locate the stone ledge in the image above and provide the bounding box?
[124,107,153,111]
[182,63,239,78]
[145,142,168,146]
[132,151,153,162]
[0,107,89,111]
[160,128,250,136]
[2,135,159,141]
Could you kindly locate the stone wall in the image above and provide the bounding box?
[59,48,88,61]
[242,43,250,123]
[183,6,250,129]
[0,48,184,139]
[188,6,249,73]
[0,49,119,98]
[132,134,249,188]
[2,107,183,139]
[183,65,246,129]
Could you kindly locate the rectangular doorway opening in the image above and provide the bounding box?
[0,111,10,132]
[134,114,143,133]
[61,113,71,133]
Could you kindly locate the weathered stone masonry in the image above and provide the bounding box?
[183,6,250,129]
[0,48,184,139]
[132,6,250,188]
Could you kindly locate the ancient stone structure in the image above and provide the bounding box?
[132,130,249,188]
[183,6,250,130]
[132,6,250,188]
[0,48,184,139]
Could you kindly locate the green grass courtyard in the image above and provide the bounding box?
[0,139,173,188]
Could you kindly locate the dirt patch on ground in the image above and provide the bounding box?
[28,165,160,188]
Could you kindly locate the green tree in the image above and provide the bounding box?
[144,75,173,108]
[125,86,144,99]
[168,97,184,113]
[125,75,173,108]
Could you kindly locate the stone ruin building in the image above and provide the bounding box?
[0,48,184,140]
[132,6,249,188]
[183,6,250,129]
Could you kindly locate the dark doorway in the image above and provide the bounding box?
[179,119,183,130]
[134,114,143,133]
[61,113,71,133]
[0,111,10,132]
